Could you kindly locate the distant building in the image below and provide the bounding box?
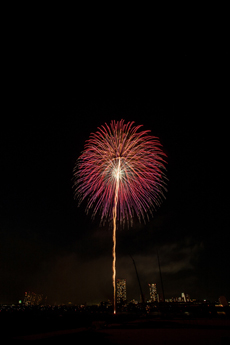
[148,283,157,302]
[181,292,190,302]
[24,291,43,306]
[117,279,127,304]
[168,293,191,303]
[129,299,138,305]
[219,296,228,307]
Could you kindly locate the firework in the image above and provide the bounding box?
[73,119,167,314]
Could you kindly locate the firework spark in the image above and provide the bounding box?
[73,119,167,314]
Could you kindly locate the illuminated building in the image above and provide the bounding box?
[23,291,43,306]
[181,292,190,302]
[148,283,157,302]
[116,279,127,304]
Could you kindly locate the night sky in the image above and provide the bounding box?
[1,27,229,305]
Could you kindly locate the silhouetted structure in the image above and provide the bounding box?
[130,255,145,304]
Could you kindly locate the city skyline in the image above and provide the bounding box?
[13,280,228,307]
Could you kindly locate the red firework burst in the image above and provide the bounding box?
[73,119,167,226]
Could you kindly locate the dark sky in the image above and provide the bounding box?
[1,26,229,305]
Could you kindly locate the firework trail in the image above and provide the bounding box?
[73,120,167,314]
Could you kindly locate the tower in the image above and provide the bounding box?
[148,283,157,302]
[116,279,127,304]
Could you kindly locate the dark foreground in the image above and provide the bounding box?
[1,304,230,344]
